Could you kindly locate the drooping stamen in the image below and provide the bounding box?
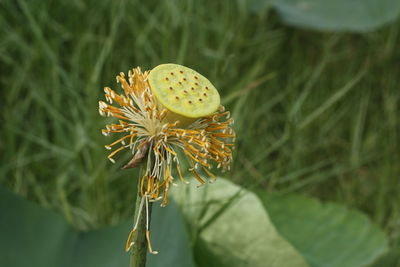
[145,194,158,254]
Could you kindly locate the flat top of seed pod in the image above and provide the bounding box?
[148,63,220,118]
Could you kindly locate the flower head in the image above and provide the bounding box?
[98,64,234,252]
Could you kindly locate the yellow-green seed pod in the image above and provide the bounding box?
[148,63,220,119]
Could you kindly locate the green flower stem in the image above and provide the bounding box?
[130,170,153,267]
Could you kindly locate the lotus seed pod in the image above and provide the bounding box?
[148,63,220,119]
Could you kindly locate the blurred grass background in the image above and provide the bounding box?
[1,0,399,256]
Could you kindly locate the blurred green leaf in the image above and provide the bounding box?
[0,187,195,267]
[0,187,75,267]
[251,0,400,32]
[147,203,196,267]
[172,178,308,267]
[258,193,389,267]
[370,249,400,267]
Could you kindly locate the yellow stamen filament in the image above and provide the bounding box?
[107,145,127,160]
[140,175,145,196]
[125,228,137,252]
[202,166,216,182]
[176,163,188,184]
[162,144,177,156]
[191,169,206,186]
[146,230,158,255]
[106,134,136,148]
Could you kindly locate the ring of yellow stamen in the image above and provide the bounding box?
[99,66,235,255]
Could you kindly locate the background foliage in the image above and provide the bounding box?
[1,0,399,265]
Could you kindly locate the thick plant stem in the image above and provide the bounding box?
[130,175,153,267]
